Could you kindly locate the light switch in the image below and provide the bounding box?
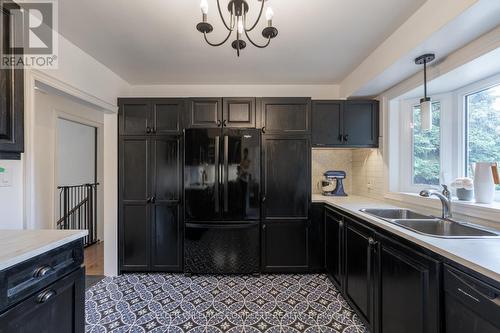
[0,166,12,187]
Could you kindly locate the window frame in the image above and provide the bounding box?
[399,94,453,193]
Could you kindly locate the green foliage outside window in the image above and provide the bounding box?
[412,103,441,185]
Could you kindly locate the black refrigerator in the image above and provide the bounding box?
[184,128,261,274]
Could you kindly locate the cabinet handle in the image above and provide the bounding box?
[217,120,222,127]
[33,265,53,278]
[343,134,349,142]
[146,127,152,134]
[262,224,266,230]
[37,290,57,304]
[223,119,227,127]
[146,197,151,203]
[261,196,266,203]
[151,127,157,134]
[368,237,378,247]
[262,126,266,134]
[338,134,343,143]
[339,220,344,228]
[151,196,156,204]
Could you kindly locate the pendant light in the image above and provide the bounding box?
[415,53,435,131]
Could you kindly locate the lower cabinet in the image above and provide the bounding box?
[324,207,343,287]
[0,267,84,333]
[375,235,441,333]
[261,220,309,272]
[344,217,376,327]
[309,204,325,271]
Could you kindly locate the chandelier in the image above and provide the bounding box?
[196,0,278,57]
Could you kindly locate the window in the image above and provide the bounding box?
[465,84,500,189]
[412,102,441,185]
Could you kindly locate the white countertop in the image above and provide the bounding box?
[0,229,88,271]
[313,194,500,282]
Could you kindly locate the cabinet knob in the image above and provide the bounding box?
[368,237,378,247]
[146,127,152,134]
[261,196,266,203]
[151,196,156,204]
[33,265,53,278]
[262,127,266,134]
[223,120,227,127]
[37,290,57,304]
[217,120,222,127]
[343,134,349,142]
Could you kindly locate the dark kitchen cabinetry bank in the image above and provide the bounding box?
[312,100,379,147]
[0,2,24,160]
[321,204,442,333]
[118,99,183,273]
[0,240,85,333]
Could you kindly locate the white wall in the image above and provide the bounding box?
[125,84,340,99]
[0,159,24,229]
[57,119,96,186]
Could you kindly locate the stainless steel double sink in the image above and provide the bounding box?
[359,208,500,238]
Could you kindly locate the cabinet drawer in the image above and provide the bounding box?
[0,240,83,312]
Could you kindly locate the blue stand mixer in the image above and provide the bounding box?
[321,170,348,196]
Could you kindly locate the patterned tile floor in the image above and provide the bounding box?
[85,274,367,333]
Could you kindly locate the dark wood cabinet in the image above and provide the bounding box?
[375,235,440,333]
[119,98,184,135]
[312,100,343,147]
[261,220,309,272]
[118,136,182,272]
[344,217,376,327]
[324,207,344,287]
[262,135,310,220]
[311,100,379,147]
[261,98,311,134]
[223,97,257,128]
[188,98,222,128]
[309,203,325,271]
[0,266,84,333]
[343,100,379,147]
[0,2,24,160]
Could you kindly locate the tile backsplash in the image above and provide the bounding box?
[311,149,353,194]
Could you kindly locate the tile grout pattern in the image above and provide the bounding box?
[85,273,367,333]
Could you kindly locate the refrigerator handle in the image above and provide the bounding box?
[215,136,220,213]
[223,135,229,213]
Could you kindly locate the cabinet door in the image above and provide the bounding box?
[188,98,222,128]
[262,220,309,272]
[118,99,152,136]
[325,208,344,287]
[151,204,182,271]
[152,99,185,135]
[223,97,256,128]
[261,98,311,134]
[262,135,310,219]
[119,138,150,271]
[344,217,375,326]
[150,136,182,271]
[0,3,24,160]
[343,100,379,147]
[309,203,325,271]
[375,237,440,333]
[0,267,84,333]
[311,100,343,147]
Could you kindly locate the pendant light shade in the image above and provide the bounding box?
[415,53,435,131]
[420,97,432,131]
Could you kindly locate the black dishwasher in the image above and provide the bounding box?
[444,264,500,333]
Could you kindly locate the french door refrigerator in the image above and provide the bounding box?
[184,128,261,274]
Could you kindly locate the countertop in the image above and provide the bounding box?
[0,229,88,271]
[313,194,500,282]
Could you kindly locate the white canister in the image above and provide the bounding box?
[474,162,495,204]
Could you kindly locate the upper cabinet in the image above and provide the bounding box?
[0,3,24,160]
[261,98,311,134]
[312,100,379,148]
[187,98,222,128]
[118,98,185,135]
[223,97,256,128]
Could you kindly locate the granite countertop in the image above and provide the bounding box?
[0,229,88,271]
[313,194,500,282]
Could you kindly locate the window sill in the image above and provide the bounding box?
[384,192,500,222]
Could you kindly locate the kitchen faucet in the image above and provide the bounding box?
[419,185,452,219]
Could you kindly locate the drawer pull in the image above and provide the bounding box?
[37,290,56,304]
[33,265,53,278]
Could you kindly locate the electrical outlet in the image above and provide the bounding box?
[0,166,12,187]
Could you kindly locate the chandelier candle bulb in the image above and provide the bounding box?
[200,0,209,15]
[266,7,274,25]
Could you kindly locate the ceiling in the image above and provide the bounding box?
[58,0,426,85]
